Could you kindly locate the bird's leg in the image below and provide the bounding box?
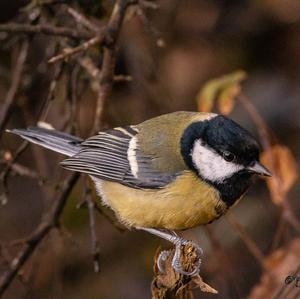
[136,227,203,276]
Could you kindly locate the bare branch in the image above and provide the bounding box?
[48,34,105,64]
[92,0,136,132]
[66,6,98,33]
[0,23,93,39]
[226,213,269,272]
[48,0,138,65]
[238,94,300,234]
[0,0,136,296]
[0,40,28,136]
[0,173,80,297]
[85,186,101,273]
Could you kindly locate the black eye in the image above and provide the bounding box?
[223,151,235,162]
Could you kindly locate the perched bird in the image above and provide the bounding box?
[8,111,271,276]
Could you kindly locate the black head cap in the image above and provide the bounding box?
[181,115,260,170]
[180,115,262,206]
[203,115,260,165]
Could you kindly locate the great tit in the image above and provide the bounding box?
[8,111,271,276]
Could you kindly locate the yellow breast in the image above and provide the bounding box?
[94,171,228,230]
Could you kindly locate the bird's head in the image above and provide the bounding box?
[180,114,271,204]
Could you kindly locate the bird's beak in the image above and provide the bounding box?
[247,161,272,177]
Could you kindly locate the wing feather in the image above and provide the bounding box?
[60,126,176,188]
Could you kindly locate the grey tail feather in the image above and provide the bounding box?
[6,127,83,157]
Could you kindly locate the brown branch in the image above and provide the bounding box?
[0,243,32,292]
[0,172,80,297]
[3,162,40,179]
[92,0,135,132]
[238,94,271,150]
[66,6,98,33]
[67,64,80,134]
[0,141,29,184]
[0,23,93,39]
[0,0,135,295]
[0,40,28,136]
[85,186,101,273]
[1,62,65,206]
[78,56,100,79]
[204,226,243,297]
[226,213,269,272]
[238,94,300,234]
[113,74,133,82]
[282,200,300,234]
[78,0,135,269]
[48,0,138,65]
[48,34,105,64]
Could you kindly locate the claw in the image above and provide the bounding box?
[136,227,203,277]
[157,250,170,273]
[157,241,203,277]
[171,240,203,277]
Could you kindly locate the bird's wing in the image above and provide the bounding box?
[60,126,177,189]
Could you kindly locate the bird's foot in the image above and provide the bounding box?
[157,238,203,276]
[136,227,203,276]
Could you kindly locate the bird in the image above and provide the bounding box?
[7,111,271,276]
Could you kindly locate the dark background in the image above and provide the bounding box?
[0,1,299,298]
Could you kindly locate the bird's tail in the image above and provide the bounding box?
[7,127,83,157]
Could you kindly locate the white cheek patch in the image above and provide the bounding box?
[127,136,139,178]
[191,140,243,183]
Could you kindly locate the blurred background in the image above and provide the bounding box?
[0,0,299,298]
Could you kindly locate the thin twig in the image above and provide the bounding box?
[48,0,138,65]
[114,74,132,82]
[0,23,93,39]
[282,200,300,234]
[38,62,65,122]
[78,56,100,79]
[0,40,29,135]
[92,0,135,132]
[0,172,80,297]
[85,186,101,273]
[3,162,40,179]
[0,0,135,295]
[205,226,243,297]
[1,62,65,205]
[238,94,271,150]
[226,213,269,273]
[0,243,32,292]
[48,34,105,64]
[0,141,29,205]
[238,94,300,234]
[270,211,286,252]
[68,64,80,134]
[66,6,98,33]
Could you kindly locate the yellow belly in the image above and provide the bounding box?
[94,171,228,230]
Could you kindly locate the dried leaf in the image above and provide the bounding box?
[192,276,218,294]
[261,144,298,205]
[196,70,247,113]
[247,238,300,299]
[151,244,218,299]
[196,78,220,112]
[217,84,241,115]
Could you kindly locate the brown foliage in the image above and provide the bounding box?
[247,239,300,299]
[261,144,298,206]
